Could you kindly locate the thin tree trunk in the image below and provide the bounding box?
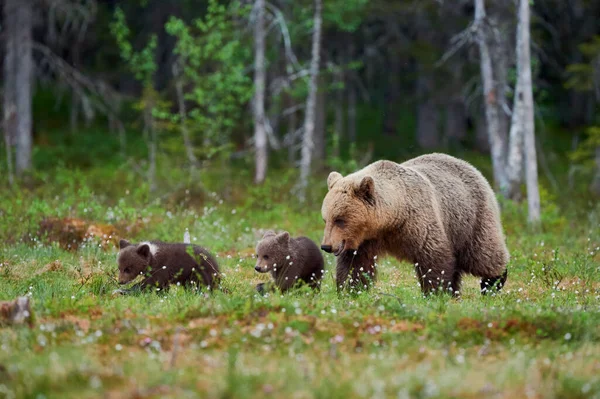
[474,0,507,190]
[4,0,33,176]
[382,49,400,136]
[143,102,157,193]
[2,0,17,185]
[416,70,439,149]
[333,64,344,158]
[491,14,511,155]
[347,43,357,143]
[313,75,326,168]
[444,60,467,146]
[517,0,540,223]
[444,102,467,147]
[175,77,198,167]
[505,80,525,200]
[287,95,297,165]
[591,146,600,196]
[474,106,490,153]
[253,0,268,184]
[299,0,322,201]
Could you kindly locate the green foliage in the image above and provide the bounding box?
[165,0,252,157]
[323,0,368,32]
[570,126,600,166]
[110,7,157,86]
[565,35,600,92]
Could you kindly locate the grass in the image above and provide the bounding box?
[0,132,599,398]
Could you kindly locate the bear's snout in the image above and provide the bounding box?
[321,245,332,253]
[254,265,262,272]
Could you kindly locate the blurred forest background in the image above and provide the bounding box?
[2,0,600,221]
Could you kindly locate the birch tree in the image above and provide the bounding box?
[472,0,539,222]
[253,0,268,184]
[474,0,507,190]
[298,0,322,201]
[516,0,540,222]
[3,0,34,178]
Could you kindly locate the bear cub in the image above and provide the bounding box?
[254,231,325,293]
[117,239,220,292]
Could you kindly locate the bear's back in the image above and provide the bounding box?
[401,153,500,250]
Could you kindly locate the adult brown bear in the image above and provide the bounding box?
[320,153,509,296]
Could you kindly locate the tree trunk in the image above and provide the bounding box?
[382,49,400,136]
[253,0,268,184]
[444,102,467,147]
[505,78,524,200]
[313,75,326,168]
[286,94,297,165]
[490,13,511,156]
[415,16,439,149]
[591,146,600,196]
[333,64,344,158]
[3,0,17,185]
[416,70,439,149]
[347,43,357,143]
[298,0,322,201]
[4,0,33,176]
[474,107,490,153]
[143,103,157,193]
[516,0,540,223]
[474,0,507,190]
[444,59,467,147]
[175,77,198,167]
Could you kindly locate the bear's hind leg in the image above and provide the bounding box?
[450,269,463,297]
[480,268,508,295]
[336,240,379,292]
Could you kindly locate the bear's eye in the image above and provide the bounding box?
[124,267,131,274]
[334,218,346,228]
[263,255,269,260]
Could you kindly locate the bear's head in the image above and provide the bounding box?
[254,231,290,274]
[117,239,153,284]
[321,171,376,255]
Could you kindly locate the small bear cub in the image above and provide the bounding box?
[254,231,325,293]
[117,239,220,292]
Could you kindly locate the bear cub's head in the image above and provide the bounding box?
[117,239,154,284]
[321,171,376,255]
[254,231,291,274]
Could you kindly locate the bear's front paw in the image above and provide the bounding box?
[255,283,267,295]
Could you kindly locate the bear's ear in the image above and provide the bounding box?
[355,176,375,205]
[277,231,290,244]
[137,244,150,258]
[119,239,131,250]
[327,171,343,190]
[262,230,276,239]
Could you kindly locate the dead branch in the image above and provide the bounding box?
[32,42,125,133]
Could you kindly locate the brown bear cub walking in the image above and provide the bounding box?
[117,239,220,292]
[320,153,509,296]
[254,231,325,293]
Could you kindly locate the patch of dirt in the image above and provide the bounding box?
[34,260,64,276]
[457,317,537,340]
[36,217,120,251]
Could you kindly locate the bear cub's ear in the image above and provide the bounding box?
[119,239,131,249]
[277,231,290,244]
[355,176,375,204]
[137,244,150,258]
[327,171,343,190]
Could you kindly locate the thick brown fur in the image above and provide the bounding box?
[321,153,510,296]
[254,231,325,293]
[117,239,220,292]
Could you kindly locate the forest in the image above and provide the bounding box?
[0,0,599,398]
